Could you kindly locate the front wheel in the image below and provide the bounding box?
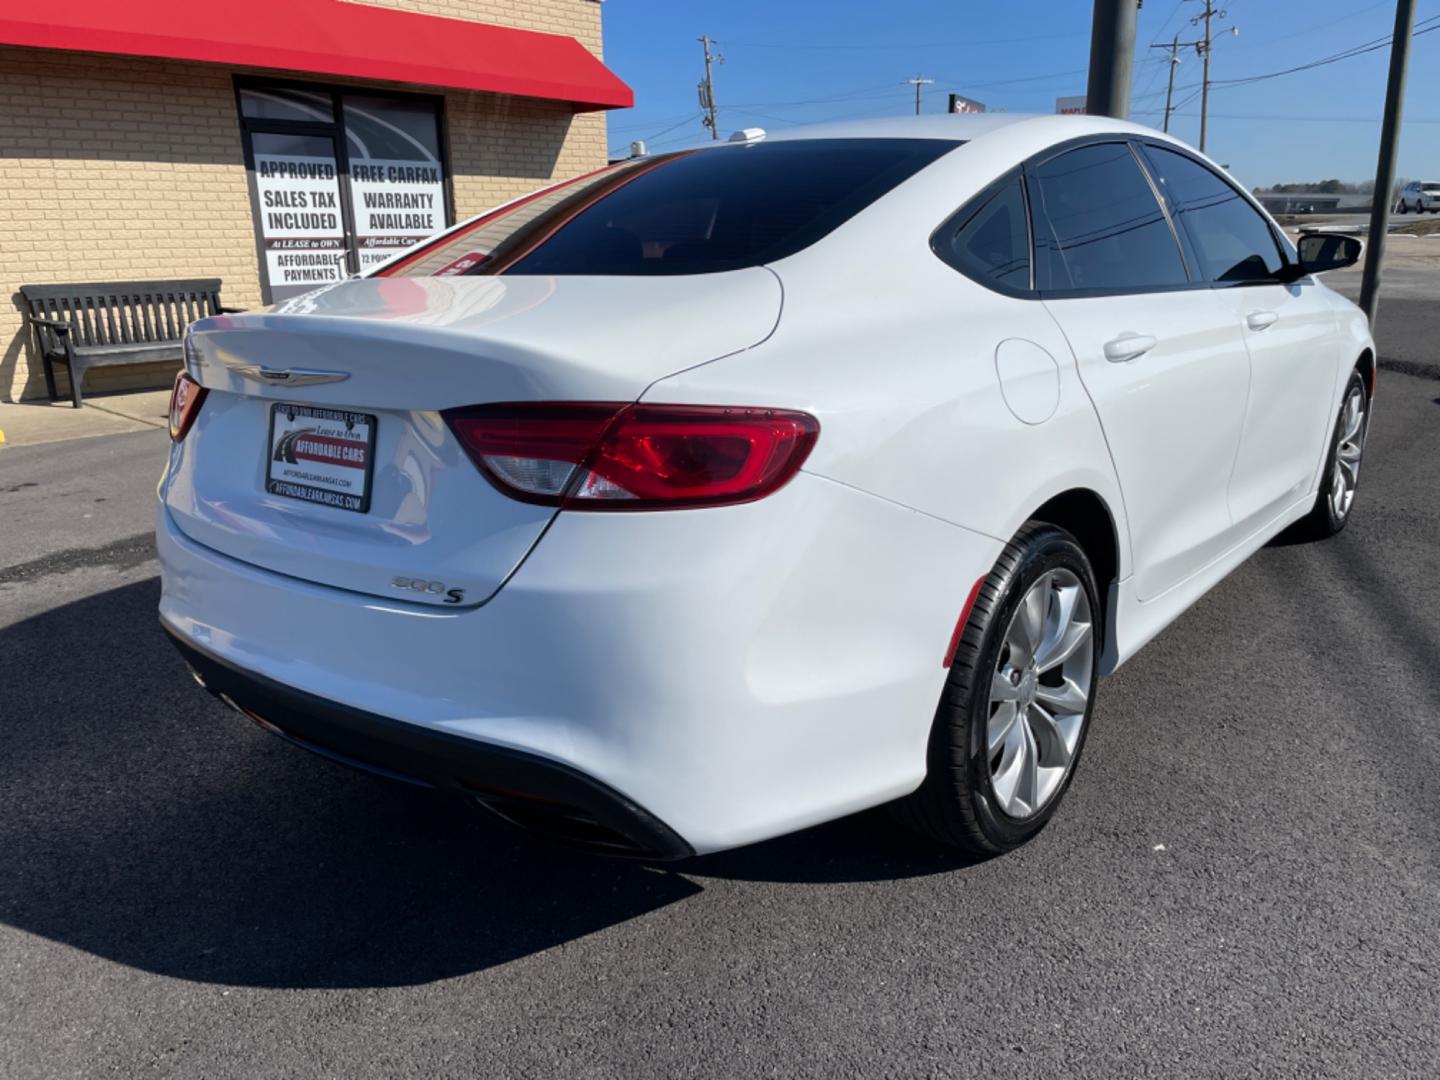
[1296,370,1369,539]
[893,524,1100,855]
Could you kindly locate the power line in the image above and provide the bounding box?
[1148,0,1189,45]
[1221,0,1393,53]
[608,111,698,135]
[725,107,803,127]
[710,64,1094,117]
[727,80,917,110]
[719,30,1089,50]
[1134,13,1440,114]
[1208,16,1440,89]
[1152,111,1440,125]
[609,112,703,156]
[1131,0,1188,105]
[934,66,1090,91]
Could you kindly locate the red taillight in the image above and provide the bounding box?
[444,402,819,510]
[168,371,207,442]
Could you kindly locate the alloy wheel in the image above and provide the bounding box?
[986,569,1095,820]
[1330,383,1367,521]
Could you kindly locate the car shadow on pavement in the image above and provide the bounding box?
[0,576,972,989]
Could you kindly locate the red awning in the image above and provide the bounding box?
[1,0,632,111]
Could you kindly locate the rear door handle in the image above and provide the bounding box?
[1245,310,1279,331]
[1102,332,1158,363]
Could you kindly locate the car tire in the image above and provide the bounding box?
[1295,369,1369,539]
[893,523,1101,855]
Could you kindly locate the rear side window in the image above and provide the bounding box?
[934,177,1031,292]
[1028,142,1188,293]
[382,138,959,278]
[1143,145,1283,285]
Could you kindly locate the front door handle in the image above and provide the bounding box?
[1102,332,1158,363]
[1245,310,1279,331]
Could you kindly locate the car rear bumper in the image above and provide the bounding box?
[157,473,1001,854]
[168,629,693,859]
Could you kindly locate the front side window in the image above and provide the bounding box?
[1143,145,1283,285]
[383,138,960,277]
[934,177,1031,292]
[1028,142,1189,293]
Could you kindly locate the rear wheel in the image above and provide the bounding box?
[894,524,1100,854]
[1296,370,1369,539]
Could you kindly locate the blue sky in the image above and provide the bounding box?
[600,1,1440,188]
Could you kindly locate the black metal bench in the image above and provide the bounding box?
[19,280,242,407]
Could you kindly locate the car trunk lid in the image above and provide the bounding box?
[164,271,781,605]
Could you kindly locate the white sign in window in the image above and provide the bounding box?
[343,94,446,272]
[252,133,348,298]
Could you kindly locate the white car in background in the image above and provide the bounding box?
[1398,180,1440,213]
[159,114,1374,859]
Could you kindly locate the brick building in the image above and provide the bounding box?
[0,0,629,402]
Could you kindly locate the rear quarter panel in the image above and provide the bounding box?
[644,228,1132,582]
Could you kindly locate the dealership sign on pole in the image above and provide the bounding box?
[1055,95,1087,115]
[948,94,986,114]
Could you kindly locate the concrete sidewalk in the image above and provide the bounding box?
[0,389,171,448]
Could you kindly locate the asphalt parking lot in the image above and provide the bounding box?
[2,300,1438,1078]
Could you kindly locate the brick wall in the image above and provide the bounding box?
[1,0,611,402]
[346,0,604,56]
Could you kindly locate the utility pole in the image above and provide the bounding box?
[1150,34,1182,132]
[697,34,720,140]
[1198,1,1215,151]
[907,74,934,115]
[1085,0,1138,119]
[1359,0,1417,328]
[1188,1,1235,153]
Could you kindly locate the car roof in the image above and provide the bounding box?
[756,112,1163,145]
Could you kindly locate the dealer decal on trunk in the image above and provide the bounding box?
[266,403,378,514]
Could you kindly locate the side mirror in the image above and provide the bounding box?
[1296,232,1363,275]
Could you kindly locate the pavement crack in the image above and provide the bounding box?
[0,532,157,584]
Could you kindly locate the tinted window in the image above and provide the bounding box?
[1145,145,1283,284]
[936,178,1031,292]
[386,139,959,278]
[239,85,334,122]
[1029,142,1188,293]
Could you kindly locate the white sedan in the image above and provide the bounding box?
[158,114,1374,858]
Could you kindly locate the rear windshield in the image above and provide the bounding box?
[380,138,960,277]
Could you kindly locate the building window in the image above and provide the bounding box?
[236,78,453,302]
